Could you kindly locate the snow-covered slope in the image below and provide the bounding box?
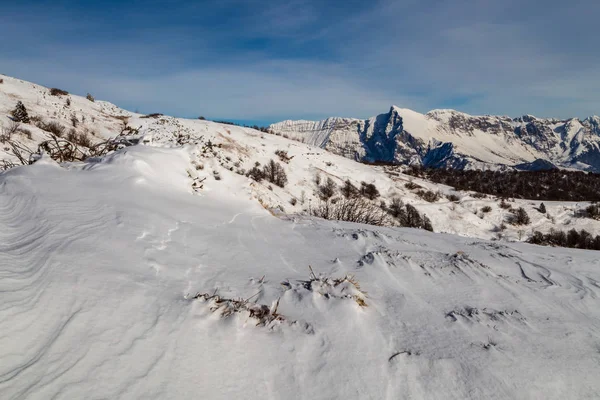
[1,73,599,243]
[2,146,600,399]
[2,74,600,399]
[270,106,600,171]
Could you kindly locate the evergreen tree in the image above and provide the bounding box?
[11,101,29,123]
[539,203,546,213]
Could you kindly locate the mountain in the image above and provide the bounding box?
[269,106,600,171]
[1,73,599,243]
[1,75,600,399]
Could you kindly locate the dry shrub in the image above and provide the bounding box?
[282,266,368,307]
[416,189,441,202]
[37,120,66,137]
[311,197,389,226]
[404,181,421,190]
[50,88,69,96]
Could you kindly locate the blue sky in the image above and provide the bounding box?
[1,0,598,125]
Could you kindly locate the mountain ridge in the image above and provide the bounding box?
[269,105,600,171]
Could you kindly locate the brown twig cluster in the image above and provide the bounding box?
[191,290,288,328]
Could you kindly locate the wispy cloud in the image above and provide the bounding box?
[1,0,598,122]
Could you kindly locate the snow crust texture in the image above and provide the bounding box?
[1,148,600,399]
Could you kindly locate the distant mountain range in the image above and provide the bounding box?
[269,106,600,171]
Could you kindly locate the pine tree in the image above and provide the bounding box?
[11,101,29,123]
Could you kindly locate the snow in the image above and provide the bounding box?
[2,145,600,399]
[2,75,600,398]
[270,105,600,171]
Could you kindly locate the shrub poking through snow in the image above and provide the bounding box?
[247,166,264,182]
[11,101,30,123]
[585,204,600,220]
[263,159,287,187]
[1,120,20,142]
[50,88,69,96]
[508,207,530,225]
[383,198,434,231]
[190,291,290,329]
[86,93,95,102]
[404,181,421,190]
[446,194,460,202]
[317,177,337,200]
[311,197,389,226]
[360,181,379,200]
[38,120,66,136]
[415,189,441,202]
[281,266,368,307]
[341,179,359,198]
[275,149,293,163]
[499,199,512,209]
[528,228,600,250]
[481,205,492,213]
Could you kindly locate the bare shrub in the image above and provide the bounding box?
[275,149,293,163]
[190,291,289,328]
[341,179,359,198]
[38,120,66,137]
[585,204,600,220]
[360,181,379,200]
[507,207,530,225]
[86,93,95,102]
[18,127,32,140]
[317,177,337,200]
[404,181,421,190]
[446,193,460,202]
[75,133,92,148]
[311,197,389,226]
[263,159,287,187]
[50,88,69,96]
[247,166,265,182]
[387,198,404,218]
[481,205,492,213]
[416,189,441,202]
[1,120,20,142]
[499,199,511,209]
[528,228,600,250]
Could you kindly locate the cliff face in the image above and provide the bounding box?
[270,106,600,171]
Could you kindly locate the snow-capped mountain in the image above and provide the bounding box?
[1,73,599,242]
[269,106,600,171]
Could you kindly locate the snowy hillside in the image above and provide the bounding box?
[1,73,600,243]
[2,130,600,399]
[2,74,600,398]
[269,106,600,171]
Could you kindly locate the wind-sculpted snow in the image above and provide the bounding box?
[270,106,600,171]
[1,147,600,399]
